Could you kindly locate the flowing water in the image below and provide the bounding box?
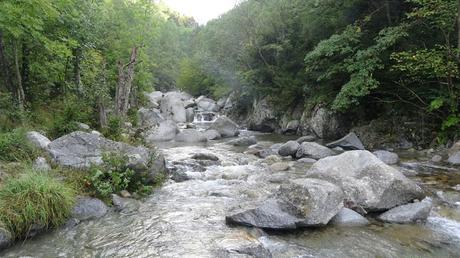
[2,132,460,258]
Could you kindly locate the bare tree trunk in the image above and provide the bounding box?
[21,40,30,97]
[0,31,14,93]
[73,47,83,94]
[13,44,25,110]
[115,46,138,117]
[97,96,107,128]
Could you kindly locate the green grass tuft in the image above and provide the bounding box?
[0,171,76,239]
[0,129,39,162]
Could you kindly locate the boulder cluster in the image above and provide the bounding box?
[227,132,431,230]
[140,91,238,143]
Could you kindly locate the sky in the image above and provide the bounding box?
[161,0,239,24]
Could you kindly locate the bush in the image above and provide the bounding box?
[86,153,153,199]
[0,129,39,162]
[103,116,122,141]
[48,95,92,139]
[0,171,76,239]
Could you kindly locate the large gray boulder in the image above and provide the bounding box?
[145,120,179,142]
[306,150,425,211]
[47,131,166,181]
[71,197,108,221]
[175,129,207,143]
[144,91,163,108]
[186,107,195,123]
[226,179,344,229]
[373,150,399,165]
[26,131,51,149]
[295,142,336,160]
[160,92,188,123]
[196,97,219,112]
[208,116,239,138]
[204,129,221,140]
[330,208,369,226]
[326,132,365,150]
[138,107,165,127]
[282,120,299,135]
[227,136,257,146]
[278,141,300,157]
[307,106,347,139]
[378,198,432,224]
[448,141,460,165]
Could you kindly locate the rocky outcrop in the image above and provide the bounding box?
[145,120,179,142]
[175,129,208,143]
[204,129,221,140]
[208,116,239,138]
[301,106,348,139]
[378,198,432,224]
[47,131,166,181]
[295,142,336,160]
[326,132,365,150]
[0,227,12,251]
[71,197,108,221]
[373,150,399,165]
[282,120,299,135]
[226,179,344,229]
[144,91,163,108]
[306,150,425,211]
[448,141,460,165]
[26,131,51,149]
[196,96,219,112]
[278,141,300,157]
[247,98,279,132]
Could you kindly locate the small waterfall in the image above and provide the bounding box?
[192,111,219,130]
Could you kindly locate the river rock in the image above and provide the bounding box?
[297,158,316,164]
[191,153,219,161]
[373,150,399,165]
[308,106,347,139]
[111,194,140,213]
[196,97,219,112]
[227,179,344,230]
[432,155,443,163]
[0,227,12,251]
[306,150,425,211]
[26,131,51,149]
[295,142,336,160]
[138,107,165,127]
[160,92,188,122]
[378,198,432,223]
[296,135,316,143]
[226,199,302,230]
[71,197,108,221]
[175,129,208,143]
[208,116,240,138]
[448,141,460,165]
[326,132,365,150]
[278,141,300,157]
[145,120,179,142]
[330,208,369,226]
[270,162,290,171]
[227,136,257,146]
[33,157,51,171]
[204,129,222,140]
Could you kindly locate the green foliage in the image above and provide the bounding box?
[48,95,92,139]
[86,153,153,199]
[0,129,38,162]
[0,171,75,239]
[103,116,123,141]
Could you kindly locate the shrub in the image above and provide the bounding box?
[86,153,154,199]
[103,116,122,141]
[0,129,39,162]
[0,171,76,239]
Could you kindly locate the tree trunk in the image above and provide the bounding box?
[0,31,14,93]
[115,46,138,117]
[457,0,460,60]
[13,44,25,110]
[97,96,107,128]
[73,47,83,93]
[21,40,30,97]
